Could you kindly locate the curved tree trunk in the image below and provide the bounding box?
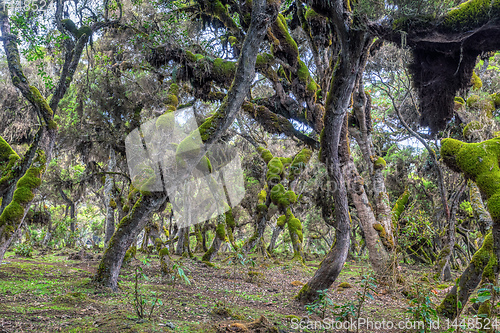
[297,29,373,302]
[437,234,493,319]
[434,182,466,281]
[268,225,283,252]
[202,214,226,261]
[344,158,391,275]
[93,194,166,290]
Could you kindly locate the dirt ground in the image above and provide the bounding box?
[0,248,481,332]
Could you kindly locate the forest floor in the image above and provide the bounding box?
[0,248,478,333]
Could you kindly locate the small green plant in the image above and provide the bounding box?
[334,274,377,332]
[305,289,336,319]
[406,283,438,333]
[133,258,163,320]
[171,262,191,285]
[14,242,33,257]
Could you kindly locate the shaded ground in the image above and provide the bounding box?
[0,248,477,332]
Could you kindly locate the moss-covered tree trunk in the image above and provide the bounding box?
[194,224,205,253]
[344,158,391,276]
[434,183,465,281]
[470,181,492,234]
[175,227,190,256]
[93,194,166,290]
[0,0,91,261]
[0,145,46,262]
[440,137,500,320]
[202,214,226,262]
[225,208,238,251]
[438,232,493,319]
[297,7,374,300]
[104,148,117,245]
[268,224,284,252]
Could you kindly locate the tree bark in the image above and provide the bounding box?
[344,158,391,274]
[104,148,117,245]
[297,23,374,302]
[202,214,226,261]
[268,225,283,252]
[434,182,466,281]
[93,194,166,290]
[175,227,190,256]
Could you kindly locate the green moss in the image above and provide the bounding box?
[271,14,298,57]
[196,156,212,173]
[441,0,500,32]
[185,50,198,62]
[279,157,292,167]
[373,156,386,169]
[256,53,274,67]
[123,204,130,213]
[491,92,500,107]
[463,120,483,137]
[0,150,46,238]
[454,96,465,104]
[48,120,58,130]
[159,247,170,257]
[440,138,464,171]
[29,85,53,119]
[304,8,319,20]
[270,183,287,207]
[471,71,483,90]
[297,60,309,83]
[257,147,273,163]
[277,214,286,227]
[338,282,352,288]
[437,293,458,319]
[155,112,175,132]
[228,36,238,46]
[77,26,92,39]
[373,223,394,249]
[123,245,137,264]
[0,136,20,185]
[467,94,480,107]
[307,81,319,94]
[258,189,267,202]
[176,130,202,160]
[215,223,227,240]
[441,137,500,222]
[289,148,312,182]
[266,157,284,182]
[61,19,78,36]
[285,190,297,204]
[467,94,495,117]
[288,217,303,242]
[109,198,117,209]
[391,189,409,226]
[257,203,267,212]
[225,208,235,228]
[213,58,236,79]
[198,113,223,142]
[487,193,500,221]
